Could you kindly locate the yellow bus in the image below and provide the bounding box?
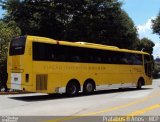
[7,36,152,95]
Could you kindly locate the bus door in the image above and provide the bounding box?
[119,53,133,87]
[144,55,152,78]
[121,53,143,86]
[130,54,144,85]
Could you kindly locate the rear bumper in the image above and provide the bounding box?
[7,83,34,92]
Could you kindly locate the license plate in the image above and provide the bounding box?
[14,77,18,82]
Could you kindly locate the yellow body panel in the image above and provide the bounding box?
[7,36,152,94]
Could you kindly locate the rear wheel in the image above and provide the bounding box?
[137,80,143,89]
[83,82,94,94]
[66,82,79,96]
[0,83,8,92]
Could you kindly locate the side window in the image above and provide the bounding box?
[33,42,144,65]
[33,42,38,60]
[88,49,95,63]
[60,46,88,62]
[33,42,57,61]
[144,55,151,62]
[119,52,129,64]
[95,50,103,63]
[67,46,80,62]
[133,54,142,65]
[55,45,67,61]
[105,51,113,64]
[33,42,46,60]
[115,52,143,65]
[46,44,53,61]
[39,44,46,60]
[110,51,118,64]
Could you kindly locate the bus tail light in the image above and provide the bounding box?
[26,74,29,82]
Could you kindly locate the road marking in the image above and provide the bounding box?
[80,92,160,116]
[44,92,160,122]
[109,103,160,122]
[127,103,160,116]
[106,103,160,122]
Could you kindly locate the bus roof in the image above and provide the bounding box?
[27,35,149,55]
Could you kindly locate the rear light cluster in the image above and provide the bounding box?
[26,74,29,82]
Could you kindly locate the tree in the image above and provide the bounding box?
[1,0,138,49]
[136,38,155,55]
[0,20,21,91]
[152,12,160,37]
[65,1,138,49]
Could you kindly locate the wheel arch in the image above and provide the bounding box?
[138,77,145,86]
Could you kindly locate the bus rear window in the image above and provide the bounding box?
[9,37,26,56]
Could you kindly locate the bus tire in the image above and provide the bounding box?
[0,82,8,92]
[83,81,95,94]
[66,82,79,96]
[137,79,144,89]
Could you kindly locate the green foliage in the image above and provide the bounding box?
[0,20,21,84]
[152,12,160,37]
[1,0,138,49]
[135,38,155,55]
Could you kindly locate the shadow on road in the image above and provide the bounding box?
[9,87,152,102]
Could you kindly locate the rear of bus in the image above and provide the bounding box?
[7,36,33,92]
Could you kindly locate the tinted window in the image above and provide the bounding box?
[9,37,26,56]
[32,42,143,65]
[33,42,54,61]
[127,54,143,65]
[144,55,151,62]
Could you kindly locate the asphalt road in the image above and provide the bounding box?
[0,79,160,122]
